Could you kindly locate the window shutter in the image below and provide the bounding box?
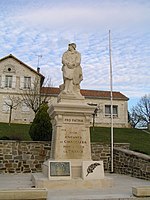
[20,76,24,89]
[12,75,16,88]
[1,75,5,88]
[31,77,35,89]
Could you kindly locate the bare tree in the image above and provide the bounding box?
[4,96,21,126]
[129,108,142,128]
[21,77,52,113]
[130,94,150,129]
[21,78,40,113]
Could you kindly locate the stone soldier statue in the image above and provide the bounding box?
[61,43,83,95]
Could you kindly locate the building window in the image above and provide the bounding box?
[24,77,31,89]
[105,105,118,117]
[5,75,12,88]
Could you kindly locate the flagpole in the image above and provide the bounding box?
[109,30,114,173]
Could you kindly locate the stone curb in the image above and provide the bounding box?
[0,188,48,200]
[132,186,150,197]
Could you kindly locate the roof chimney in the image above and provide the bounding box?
[37,67,40,73]
[37,55,42,73]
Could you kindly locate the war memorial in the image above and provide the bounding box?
[32,43,112,189]
[0,43,149,200]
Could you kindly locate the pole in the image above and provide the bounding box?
[37,55,42,72]
[109,30,114,173]
[37,55,42,66]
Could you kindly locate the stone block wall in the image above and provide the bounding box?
[114,147,150,180]
[0,141,129,174]
[0,141,51,173]
[1,141,149,180]
[91,143,110,170]
[91,143,130,171]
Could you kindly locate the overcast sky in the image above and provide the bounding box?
[0,0,149,110]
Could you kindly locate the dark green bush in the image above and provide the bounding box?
[0,135,22,141]
[9,135,23,141]
[0,136,10,140]
[29,103,52,141]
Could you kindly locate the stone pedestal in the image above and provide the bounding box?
[32,92,113,189]
[47,93,94,178]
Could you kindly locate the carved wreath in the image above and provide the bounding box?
[86,162,101,177]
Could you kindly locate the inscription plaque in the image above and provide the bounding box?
[49,161,71,179]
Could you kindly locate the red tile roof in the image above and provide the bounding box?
[41,87,129,100]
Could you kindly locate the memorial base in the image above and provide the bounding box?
[31,159,113,190]
[31,173,113,189]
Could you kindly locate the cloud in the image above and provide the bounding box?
[12,2,150,30]
[0,0,149,109]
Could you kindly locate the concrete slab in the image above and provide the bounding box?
[32,172,113,189]
[0,173,149,200]
[0,174,33,189]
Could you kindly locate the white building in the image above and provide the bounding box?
[0,54,129,127]
[41,87,129,128]
[0,54,44,124]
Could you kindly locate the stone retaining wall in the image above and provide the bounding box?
[114,147,150,180]
[91,143,130,170]
[0,141,129,174]
[1,141,149,180]
[0,141,51,173]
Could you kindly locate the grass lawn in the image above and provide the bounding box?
[0,123,31,141]
[0,122,149,155]
[90,127,150,155]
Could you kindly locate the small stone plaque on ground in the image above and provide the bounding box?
[82,161,104,180]
[48,161,71,180]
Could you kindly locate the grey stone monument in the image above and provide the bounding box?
[48,43,94,178]
[32,43,112,189]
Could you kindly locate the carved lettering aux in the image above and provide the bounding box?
[58,125,87,159]
[63,117,84,124]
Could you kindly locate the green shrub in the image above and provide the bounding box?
[0,135,23,141]
[0,136,10,140]
[29,103,52,141]
[9,135,23,141]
